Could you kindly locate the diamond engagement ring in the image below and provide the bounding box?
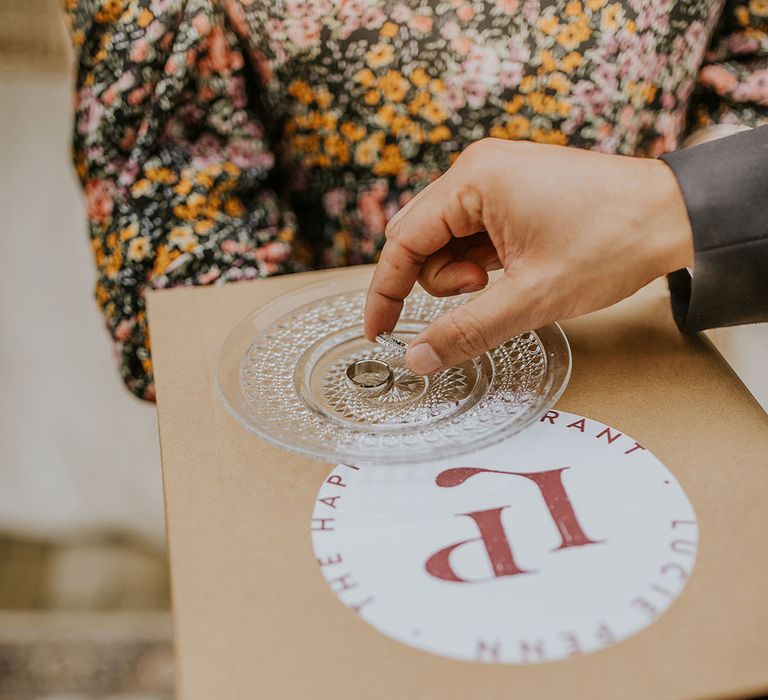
[375,332,408,357]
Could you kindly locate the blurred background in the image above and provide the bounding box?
[0,0,765,697]
[0,0,172,696]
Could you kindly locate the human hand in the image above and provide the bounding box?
[364,138,694,375]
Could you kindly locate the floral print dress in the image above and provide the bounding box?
[61,0,768,400]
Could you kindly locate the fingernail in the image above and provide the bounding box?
[458,283,485,294]
[406,343,443,375]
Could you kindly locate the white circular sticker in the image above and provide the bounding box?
[311,410,698,664]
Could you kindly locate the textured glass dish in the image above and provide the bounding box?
[216,273,571,465]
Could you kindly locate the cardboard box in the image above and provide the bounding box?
[148,265,768,699]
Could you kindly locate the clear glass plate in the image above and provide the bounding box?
[216,271,571,465]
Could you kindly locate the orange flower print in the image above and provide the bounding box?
[146,166,177,184]
[104,250,123,279]
[557,23,586,49]
[601,4,623,31]
[565,0,583,15]
[531,128,568,144]
[375,104,395,126]
[194,172,214,189]
[152,245,178,278]
[429,125,452,143]
[168,226,196,250]
[94,0,124,24]
[538,15,559,34]
[354,136,380,166]
[429,77,445,93]
[366,44,394,67]
[380,21,399,38]
[136,8,153,27]
[410,66,431,88]
[341,121,366,141]
[505,95,525,113]
[324,134,350,164]
[528,91,559,114]
[391,113,413,137]
[373,144,407,175]
[130,178,150,198]
[734,4,750,24]
[561,51,582,72]
[224,197,246,217]
[119,223,139,241]
[127,236,150,261]
[519,75,537,92]
[421,100,447,124]
[94,281,109,307]
[287,80,314,104]
[506,115,531,138]
[548,72,571,95]
[408,90,431,114]
[540,49,558,72]
[195,219,214,235]
[355,68,376,87]
[378,70,410,101]
[315,89,333,109]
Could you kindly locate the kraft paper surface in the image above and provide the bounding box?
[147,265,768,700]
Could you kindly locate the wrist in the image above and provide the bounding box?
[643,158,695,275]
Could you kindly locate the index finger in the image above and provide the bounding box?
[364,167,488,339]
[364,183,454,340]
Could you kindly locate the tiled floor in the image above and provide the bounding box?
[0,611,174,700]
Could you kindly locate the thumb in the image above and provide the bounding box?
[405,275,535,374]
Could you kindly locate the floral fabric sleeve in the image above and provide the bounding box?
[61,0,301,400]
[687,0,768,130]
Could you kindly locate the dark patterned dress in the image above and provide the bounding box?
[61,0,768,399]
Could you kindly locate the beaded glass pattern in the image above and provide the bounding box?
[216,277,571,465]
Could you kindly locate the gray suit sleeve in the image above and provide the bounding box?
[659,125,768,332]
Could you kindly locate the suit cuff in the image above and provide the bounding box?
[660,126,768,332]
